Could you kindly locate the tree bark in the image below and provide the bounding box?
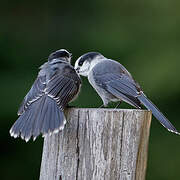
[39,108,152,180]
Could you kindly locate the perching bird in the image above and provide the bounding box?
[10,49,81,142]
[75,52,179,135]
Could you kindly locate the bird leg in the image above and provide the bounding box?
[114,101,122,109]
[98,104,105,108]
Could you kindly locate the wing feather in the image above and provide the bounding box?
[94,73,141,108]
[11,62,81,141]
[46,73,80,109]
[18,76,46,115]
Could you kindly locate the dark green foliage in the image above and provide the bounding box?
[1,1,180,179]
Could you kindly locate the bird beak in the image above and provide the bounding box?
[75,67,80,73]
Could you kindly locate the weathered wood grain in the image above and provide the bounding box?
[39,108,152,180]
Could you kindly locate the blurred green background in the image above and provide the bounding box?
[1,0,180,179]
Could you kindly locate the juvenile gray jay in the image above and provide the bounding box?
[10,49,81,142]
[75,52,179,135]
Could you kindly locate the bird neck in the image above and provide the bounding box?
[89,57,105,72]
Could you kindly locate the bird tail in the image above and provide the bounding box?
[9,96,66,142]
[137,93,179,135]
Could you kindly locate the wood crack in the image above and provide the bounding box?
[75,109,80,180]
[119,111,125,178]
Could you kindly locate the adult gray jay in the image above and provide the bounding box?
[10,49,81,142]
[75,52,179,135]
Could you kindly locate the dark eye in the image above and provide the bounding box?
[78,60,84,66]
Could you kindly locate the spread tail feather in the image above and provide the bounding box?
[9,96,66,142]
[138,93,179,135]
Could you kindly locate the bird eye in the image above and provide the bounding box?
[78,60,84,66]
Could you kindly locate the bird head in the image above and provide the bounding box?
[48,49,72,64]
[75,52,104,76]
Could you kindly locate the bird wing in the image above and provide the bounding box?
[91,60,179,135]
[94,72,141,108]
[17,75,46,115]
[18,66,81,115]
[45,68,81,109]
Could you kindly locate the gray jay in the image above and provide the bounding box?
[75,52,179,135]
[10,49,81,142]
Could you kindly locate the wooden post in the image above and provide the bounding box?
[39,108,152,180]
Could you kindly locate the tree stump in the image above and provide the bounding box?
[39,108,152,180]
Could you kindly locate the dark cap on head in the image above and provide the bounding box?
[78,52,102,66]
[48,49,72,61]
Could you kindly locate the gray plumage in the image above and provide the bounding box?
[75,52,179,135]
[10,49,81,142]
